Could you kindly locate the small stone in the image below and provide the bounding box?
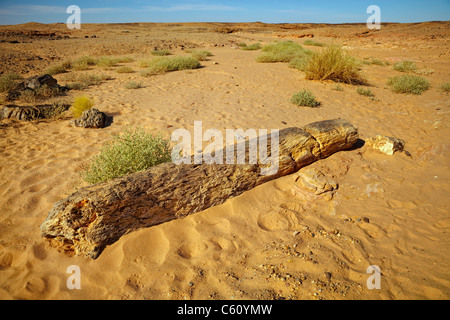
[365,135,405,155]
[324,272,332,281]
[363,217,370,223]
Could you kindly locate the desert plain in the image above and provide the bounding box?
[0,21,449,300]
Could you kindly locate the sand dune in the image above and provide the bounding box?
[0,22,449,300]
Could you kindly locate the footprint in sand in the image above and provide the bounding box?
[257,208,300,232]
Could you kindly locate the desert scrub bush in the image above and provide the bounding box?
[151,49,171,56]
[439,82,450,93]
[304,45,366,85]
[70,96,94,117]
[39,102,70,120]
[303,39,325,47]
[190,50,213,61]
[356,87,375,97]
[387,74,430,95]
[124,81,143,89]
[116,66,134,73]
[290,90,320,107]
[141,56,201,76]
[81,127,171,184]
[0,73,21,92]
[241,43,262,50]
[288,51,313,71]
[393,60,417,73]
[256,41,311,63]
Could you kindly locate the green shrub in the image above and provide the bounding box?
[303,39,325,47]
[190,50,213,61]
[290,90,320,107]
[304,45,366,84]
[141,56,201,76]
[387,75,430,95]
[71,96,94,117]
[256,41,311,63]
[82,127,171,184]
[361,58,387,66]
[151,49,171,56]
[393,60,417,72]
[241,43,262,50]
[0,73,21,92]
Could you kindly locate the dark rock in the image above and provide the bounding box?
[0,104,69,121]
[70,108,108,128]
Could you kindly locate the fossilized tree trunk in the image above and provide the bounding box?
[40,119,358,259]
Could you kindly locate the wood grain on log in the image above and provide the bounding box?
[40,119,358,259]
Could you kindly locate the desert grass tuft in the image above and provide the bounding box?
[393,60,417,73]
[151,49,171,56]
[116,66,134,74]
[124,81,143,89]
[70,96,94,117]
[439,82,450,93]
[19,85,62,103]
[141,56,201,76]
[303,39,325,47]
[0,73,21,92]
[290,90,320,107]
[387,74,430,95]
[304,45,366,85]
[190,50,213,61]
[240,43,262,50]
[46,61,72,75]
[356,87,375,97]
[81,127,171,184]
[256,41,311,63]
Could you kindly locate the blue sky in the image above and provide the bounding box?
[0,0,449,25]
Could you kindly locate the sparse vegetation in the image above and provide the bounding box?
[256,41,312,63]
[151,49,171,56]
[72,56,97,71]
[70,96,94,117]
[116,66,134,73]
[19,85,62,103]
[96,56,120,69]
[356,87,375,97]
[140,56,201,76]
[440,82,450,93]
[240,43,262,50]
[361,58,387,66]
[0,73,21,92]
[46,61,71,75]
[387,74,430,95]
[124,81,143,89]
[65,73,113,89]
[290,90,320,107]
[190,50,213,61]
[303,39,325,47]
[304,45,366,85]
[333,83,344,91]
[39,102,70,120]
[393,60,417,73]
[81,127,171,184]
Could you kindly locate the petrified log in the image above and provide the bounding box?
[40,119,359,259]
[0,104,70,121]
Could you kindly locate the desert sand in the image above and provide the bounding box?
[0,22,449,300]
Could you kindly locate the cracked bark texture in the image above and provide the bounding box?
[40,119,358,259]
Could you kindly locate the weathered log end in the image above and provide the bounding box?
[40,119,359,259]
